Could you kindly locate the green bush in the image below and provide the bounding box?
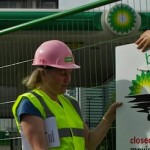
[0,130,10,145]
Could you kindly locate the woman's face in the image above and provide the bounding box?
[43,68,72,95]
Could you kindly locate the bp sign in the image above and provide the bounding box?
[105,3,141,35]
[116,43,150,149]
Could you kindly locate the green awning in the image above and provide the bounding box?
[0,11,103,31]
[0,11,149,32]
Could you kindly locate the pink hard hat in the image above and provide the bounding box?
[32,40,80,69]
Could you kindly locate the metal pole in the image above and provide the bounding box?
[0,0,120,35]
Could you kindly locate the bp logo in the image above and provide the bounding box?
[105,3,141,35]
[126,71,150,121]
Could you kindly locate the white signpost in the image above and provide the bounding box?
[116,43,150,150]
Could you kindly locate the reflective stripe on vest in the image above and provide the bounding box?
[30,91,83,138]
[59,128,83,138]
[63,94,82,119]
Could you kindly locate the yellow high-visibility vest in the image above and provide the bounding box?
[12,88,85,150]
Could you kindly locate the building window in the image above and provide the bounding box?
[0,0,32,8]
[0,0,59,9]
[37,0,58,9]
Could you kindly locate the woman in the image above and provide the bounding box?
[12,40,122,150]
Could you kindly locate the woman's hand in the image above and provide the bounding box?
[135,30,150,52]
[103,102,122,124]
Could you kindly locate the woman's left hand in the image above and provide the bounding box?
[103,102,122,123]
[135,30,150,52]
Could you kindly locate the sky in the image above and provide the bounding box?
[59,0,150,12]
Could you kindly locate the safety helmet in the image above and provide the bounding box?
[32,40,80,69]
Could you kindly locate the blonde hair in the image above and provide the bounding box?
[22,68,42,89]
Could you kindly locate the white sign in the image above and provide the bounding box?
[116,43,150,150]
[44,117,60,148]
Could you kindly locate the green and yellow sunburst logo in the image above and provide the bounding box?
[106,3,137,35]
[129,71,150,95]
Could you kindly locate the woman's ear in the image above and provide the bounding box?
[40,69,46,78]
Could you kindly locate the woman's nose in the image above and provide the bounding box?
[65,74,71,83]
